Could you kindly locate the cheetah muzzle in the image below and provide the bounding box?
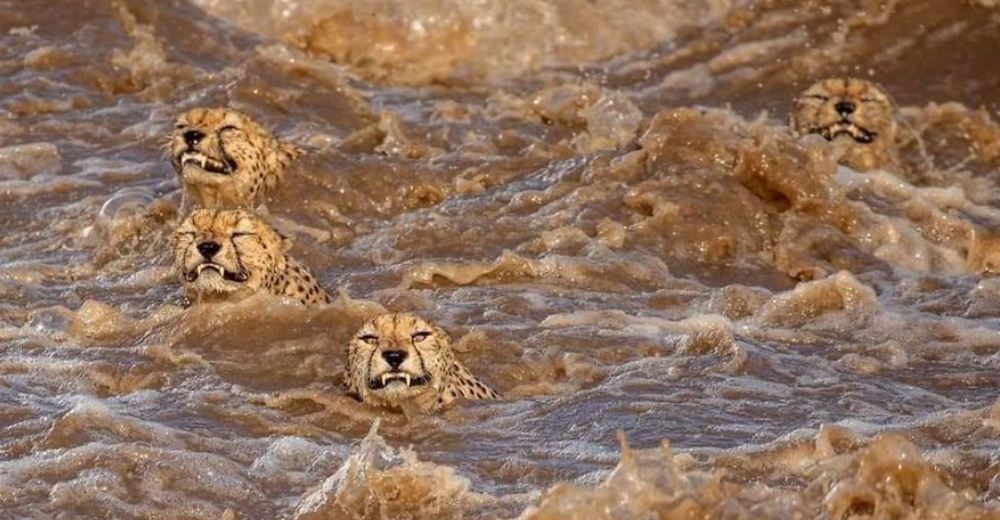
[368,373,430,390]
[183,262,247,284]
[178,149,235,176]
[808,119,876,144]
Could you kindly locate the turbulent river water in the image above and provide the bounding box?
[2,0,1000,518]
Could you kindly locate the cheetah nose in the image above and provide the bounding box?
[835,101,856,116]
[196,240,221,259]
[382,350,408,369]
[183,130,205,146]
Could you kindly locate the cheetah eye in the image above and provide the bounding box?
[231,231,254,238]
[411,331,431,342]
[859,97,876,103]
[806,94,830,101]
[219,125,240,133]
[175,123,187,130]
[359,334,379,345]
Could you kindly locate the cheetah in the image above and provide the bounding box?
[172,209,329,305]
[346,313,499,412]
[790,78,897,172]
[170,108,304,210]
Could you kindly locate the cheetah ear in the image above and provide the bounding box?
[277,232,293,253]
[278,140,306,166]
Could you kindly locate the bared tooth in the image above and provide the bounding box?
[404,373,411,387]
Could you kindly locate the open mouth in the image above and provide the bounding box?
[184,262,248,283]
[813,120,876,144]
[178,150,236,175]
[368,371,430,390]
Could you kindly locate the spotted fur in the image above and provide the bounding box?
[790,78,897,171]
[171,209,329,305]
[346,313,499,411]
[170,108,304,210]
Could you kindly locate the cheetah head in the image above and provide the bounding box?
[791,78,896,147]
[347,313,455,408]
[170,108,303,209]
[172,209,289,303]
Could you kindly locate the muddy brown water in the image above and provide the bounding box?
[2,0,1000,518]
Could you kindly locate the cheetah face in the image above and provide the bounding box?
[172,209,289,302]
[172,109,260,179]
[170,108,301,208]
[791,78,895,146]
[348,314,452,406]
